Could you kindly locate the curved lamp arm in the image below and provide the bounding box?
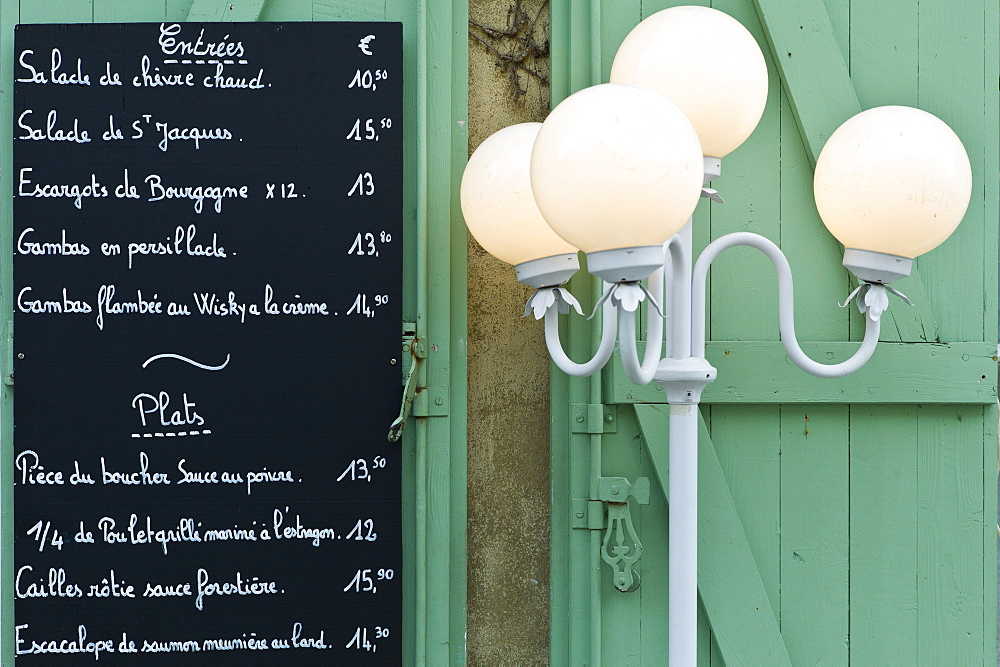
[544,296,618,377]
[618,268,666,385]
[692,232,881,378]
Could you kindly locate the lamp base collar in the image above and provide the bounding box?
[842,248,912,284]
[515,253,580,288]
[586,245,665,283]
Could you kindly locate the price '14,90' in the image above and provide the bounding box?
[346,293,388,318]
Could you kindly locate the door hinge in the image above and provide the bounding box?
[570,403,616,434]
[571,498,606,530]
[412,386,448,417]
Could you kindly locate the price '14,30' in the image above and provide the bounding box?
[345,626,390,652]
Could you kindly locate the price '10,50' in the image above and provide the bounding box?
[347,68,388,91]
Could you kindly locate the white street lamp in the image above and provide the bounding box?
[461,7,972,665]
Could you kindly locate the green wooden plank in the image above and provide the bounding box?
[850,0,918,108]
[598,0,637,81]
[779,405,849,664]
[842,0,928,345]
[634,404,792,666]
[697,601,712,665]
[983,402,998,662]
[750,0,855,165]
[601,406,642,666]
[186,0,266,21]
[312,0,385,21]
[985,0,1000,349]
[166,0,196,20]
[778,87,848,342]
[916,405,985,662]
[916,0,990,344]
[18,0,92,22]
[549,302,603,662]
[708,0,781,343]
[709,631,724,667]
[93,0,166,21]
[849,406,919,663]
[710,405,780,618]
[638,409,671,665]
[604,341,997,404]
[749,0,938,342]
[405,0,469,659]
[824,0,849,67]
[0,0,17,656]
[258,0,310,21]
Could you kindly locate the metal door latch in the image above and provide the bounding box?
[598,476,650,593]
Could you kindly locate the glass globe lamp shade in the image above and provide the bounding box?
[530,83,703,282]
[461,122,580,288]
[814,106,972,281]
[610,6,768,160]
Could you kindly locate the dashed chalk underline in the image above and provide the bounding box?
[162,59,249,65]
[132,430,212,438]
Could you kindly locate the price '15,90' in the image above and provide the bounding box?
[342,567,395,594]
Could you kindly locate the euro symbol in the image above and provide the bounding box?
[358,35,375,56]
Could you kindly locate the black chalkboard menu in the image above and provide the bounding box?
[12,22,402,663]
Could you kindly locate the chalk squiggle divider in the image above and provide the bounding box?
[141,353,231,371]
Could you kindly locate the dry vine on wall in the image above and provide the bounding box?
[469,0,550,102]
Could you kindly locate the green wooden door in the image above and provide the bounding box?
[0,1,468,663]
[549,0,999,663]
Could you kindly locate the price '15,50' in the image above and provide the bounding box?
[346,117,391,142]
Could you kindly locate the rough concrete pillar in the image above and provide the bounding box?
[466,0,551,663]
